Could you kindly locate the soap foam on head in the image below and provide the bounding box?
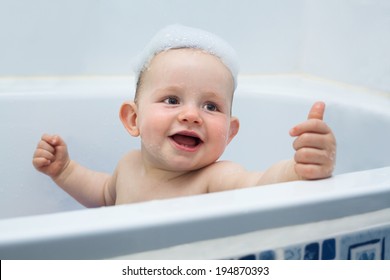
[134,24,239,90]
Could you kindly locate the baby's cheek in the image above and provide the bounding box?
[215,132,233,156]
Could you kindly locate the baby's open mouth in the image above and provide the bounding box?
[170,133,203,149]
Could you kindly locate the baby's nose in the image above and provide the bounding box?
[178,106,203,125]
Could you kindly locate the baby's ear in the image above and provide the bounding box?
[119,101,140,137]
[227,116,240,145]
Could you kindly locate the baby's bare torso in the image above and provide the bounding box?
[114,151,213,204]
[112,151,261,205]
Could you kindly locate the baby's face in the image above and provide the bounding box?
[135,49,239,172]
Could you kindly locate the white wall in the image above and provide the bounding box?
[301,0,390,92]
[0,0,389,91]
[0,0,303,75]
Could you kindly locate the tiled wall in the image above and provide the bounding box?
[234,225,390,260]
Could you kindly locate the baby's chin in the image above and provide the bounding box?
[142,146,221,173]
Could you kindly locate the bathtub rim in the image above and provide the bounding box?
[0,166,389,259]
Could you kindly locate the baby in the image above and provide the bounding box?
[32,25,336,207]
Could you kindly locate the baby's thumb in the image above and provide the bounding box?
[51,135,67,148]
[307,101,325,120]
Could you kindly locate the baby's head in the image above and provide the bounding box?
[133,24,239,104]
[120,25,240,172]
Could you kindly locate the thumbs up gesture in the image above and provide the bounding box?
[289,101,336,180]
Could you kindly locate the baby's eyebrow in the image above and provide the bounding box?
[154,85,184,95]
[201,90,226,100]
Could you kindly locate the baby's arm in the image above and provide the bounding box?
[259,101,336,184]
[32,134,116,207]
[209,102,336,192]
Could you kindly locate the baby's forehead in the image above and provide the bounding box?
[145,49,235,94]
[149,48,230,71]
[134,24,239,90]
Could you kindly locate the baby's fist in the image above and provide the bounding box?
[32,134,70,179]
[290,102,336,180]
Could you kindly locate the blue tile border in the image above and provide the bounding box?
[259,250,276,260]
[284,246,302,260]
[321,238,336,260]
[348,239,382,260]
[238,254,256,260]
[233,224,390,260]
[340,227,390,260]
[304,242,320,260]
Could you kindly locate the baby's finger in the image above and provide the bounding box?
[34,148,55,162]
[41,134,66,147]
[36,139,56,153]
[41,133,55,144]
[307,101,325,120]
[290,119,331,137]
[294,147,329,165]
[32,157,51,169]
[292,133,329,151]
[295,163,332,180]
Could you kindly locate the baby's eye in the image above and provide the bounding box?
[164,96,179,105]
[203,102,218,112]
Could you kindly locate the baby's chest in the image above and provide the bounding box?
[114,172,209,204]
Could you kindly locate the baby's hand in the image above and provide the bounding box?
[32,134,70,179]
[289,102,336,180]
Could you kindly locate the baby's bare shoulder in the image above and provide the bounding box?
[114,150,142,180]
[204,161,263,193]
[206,160,246,173]
[116,150,141,167]
[113,150,145,204]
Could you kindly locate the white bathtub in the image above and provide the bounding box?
[0,75,389,259]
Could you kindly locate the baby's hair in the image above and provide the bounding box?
[133,25,239,103]
[134,70,144,103]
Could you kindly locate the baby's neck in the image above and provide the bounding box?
[139,152,197,183]
[141,164,191,182]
